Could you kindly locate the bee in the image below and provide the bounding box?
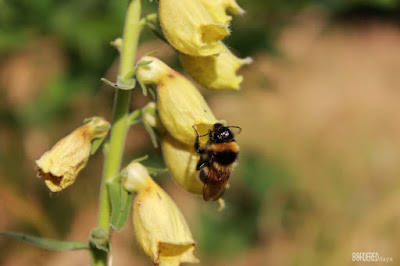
[193,123,241,201]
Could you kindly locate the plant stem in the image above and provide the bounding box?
[90,0,141,265]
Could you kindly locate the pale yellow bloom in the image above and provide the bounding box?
[180,45,252,90]
[200,0,244,25]
[159,0,229,56]
[161,133,203,195]
[137,56,219,145]
[121,162,199,265]
[36,117,110,192]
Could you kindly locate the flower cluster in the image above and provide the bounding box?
[160,0,250,90]
[33,1,249,265]
[137,0,249,199]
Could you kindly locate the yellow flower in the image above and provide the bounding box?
[121,162,199,265]
[159,0,229,56]
[161,133,203,195]
[137,56,219,145]
[180,44,252,90]
[36,117,110,192]
[200,0,244,25]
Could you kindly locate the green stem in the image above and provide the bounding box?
[90,0,141,265]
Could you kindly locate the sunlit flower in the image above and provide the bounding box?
[180,44,252,90]
[137,56,219,145]
[159,0,229,56]
[200,0,244,25]
[121,162,199,265]
[161,133,203,195]
[36,117,110,192]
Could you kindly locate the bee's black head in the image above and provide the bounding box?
[212,123,234,143]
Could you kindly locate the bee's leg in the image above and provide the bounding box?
[196,158,209,171]
[199,168,208,183]
[193,124,207,154]
[208,129,213,141]
[194,136,207,154]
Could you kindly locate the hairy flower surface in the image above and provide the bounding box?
[180,45,252,90]
[161,133,203,195]
[200,0,244,25]
[122,162,199,265]
[36,117,110,192]
[137,56,219,145]
[159,0,229,56]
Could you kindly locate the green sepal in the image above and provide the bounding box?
[107,176,132,231]
[137,77,147,96]
[147,167,168,175]
[128,109,142,125]
[143,120,158,148]
[0,232,88,250]
[91,137,106,155]
[89,227,110,252]
[132,154,149,163]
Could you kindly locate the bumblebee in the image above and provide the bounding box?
[193,123,241,201]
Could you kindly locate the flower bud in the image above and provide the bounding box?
[161,133,203,195]
[36,117,110,192]
[142,102,163,133]
[122,162,199,265]
[159,0,229,56]
[200,0,245,25]
[121,162,150,193]
[137,56,219,145]
[180,45,252,90]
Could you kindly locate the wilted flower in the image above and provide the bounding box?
[180,45,252,90]
[36,117,110,192]
[200,0,244,25]
[161,133,203,195]
[159,0,229,56]
[137,56,219,145]
[121,162,199,265]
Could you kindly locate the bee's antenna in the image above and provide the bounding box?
[228,126,242,134]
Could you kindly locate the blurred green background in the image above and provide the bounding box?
[1,0,400,265]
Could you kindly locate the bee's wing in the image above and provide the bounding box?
[203,168,230,201]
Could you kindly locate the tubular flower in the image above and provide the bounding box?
[161,133,203,195]
[159,0,229,56]
[137,56,219,145]
[36,117,110,192]
[200,0,244,25]
[121,162,199,266]
[180,45,252,90]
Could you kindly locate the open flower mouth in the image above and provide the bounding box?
[37,168,63,188]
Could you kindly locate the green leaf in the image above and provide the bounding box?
[0,232,88,250]
[107,177,132,231]
[89,227,110,252]
[91,137,106,155]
